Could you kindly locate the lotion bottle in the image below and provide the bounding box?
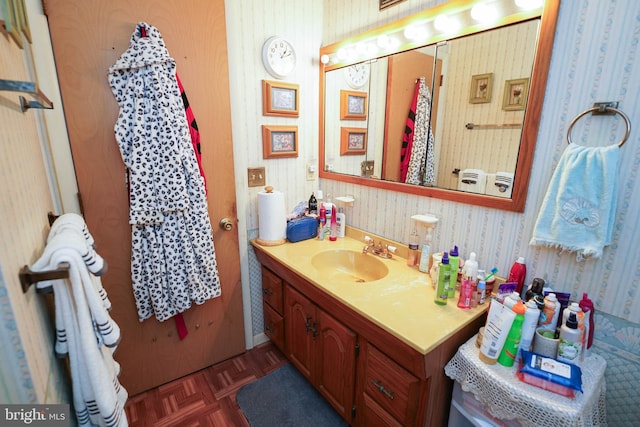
[336,207,346,238]
[418,227,433,273]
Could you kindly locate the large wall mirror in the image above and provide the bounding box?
[319,0,560,212]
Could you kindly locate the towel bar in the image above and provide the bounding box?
[19,263,70,293]
[567,102,630,147]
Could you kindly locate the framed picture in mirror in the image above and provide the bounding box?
[262,80,299,117]
[340,127,367,155]
[469,73,493,104]
[502,78,529,111]
[262,125,298,158]
[340,90,368,120]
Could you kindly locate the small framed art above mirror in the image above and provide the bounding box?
[318,0,560,212]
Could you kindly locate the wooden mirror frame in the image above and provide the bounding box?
[318,0,560,212]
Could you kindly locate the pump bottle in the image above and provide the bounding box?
[457,252,477,309]
[434,252,450,305]
[557,312,582,365]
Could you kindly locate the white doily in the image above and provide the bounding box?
[445,335,607,427]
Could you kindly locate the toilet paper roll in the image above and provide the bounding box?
[256,188,287,246]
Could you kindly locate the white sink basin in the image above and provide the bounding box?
[311,249,389,282]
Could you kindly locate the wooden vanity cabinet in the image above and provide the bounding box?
[253,247,486,426]
[285,284,357,423]
[261,267,284,352]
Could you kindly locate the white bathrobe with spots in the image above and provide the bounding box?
[108,22,221,322]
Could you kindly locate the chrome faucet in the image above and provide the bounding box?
[362,236,397,259]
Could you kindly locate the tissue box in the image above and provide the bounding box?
[286,216,318,242]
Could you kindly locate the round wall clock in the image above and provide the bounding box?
[262,36,297,79]
[344,63,370,88]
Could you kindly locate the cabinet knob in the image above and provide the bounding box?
[263,287,273,296]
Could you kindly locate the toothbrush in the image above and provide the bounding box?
[483,267,498,281]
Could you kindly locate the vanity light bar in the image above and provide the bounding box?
[320,0,543,69]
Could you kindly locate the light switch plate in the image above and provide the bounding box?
[306,163,317,181]
[248,167,265,187]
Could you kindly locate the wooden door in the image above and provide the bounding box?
[382,51,442,182]
[315,309,357,423]
[44,0,244,395]
[284,285,315,380]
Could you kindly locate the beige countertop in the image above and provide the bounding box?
[251,228,487,355]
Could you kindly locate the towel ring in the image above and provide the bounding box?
[567,105,631,147]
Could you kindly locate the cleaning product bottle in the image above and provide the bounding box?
[497,301,526,367]
[434,252,450,305]
[407,228,419,266]
[418,227,433,273]
[518,299,541,355]
[579,293,595,355]
[447,246,460,298]
[538,292,560,332]
[457,252,477,309]
[329,205,338,241]
[508,256,527,297]
[336,207,346,238]
[557,312,582,365]
[308,193,318,215]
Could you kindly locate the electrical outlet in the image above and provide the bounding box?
[306,163,317,181]
[248,167,265,187]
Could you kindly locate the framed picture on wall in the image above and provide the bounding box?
[340,90,368,120]
[262,80,299,117]
[469,73,493,104]
[262,125,298,158]
[502,78,529,111]
[1,0,23,48]
[340,127,367,155]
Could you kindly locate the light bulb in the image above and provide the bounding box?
[471,4,499,24]
[515,0,543,10]
[320,54,330,64]
[434,14,460,33]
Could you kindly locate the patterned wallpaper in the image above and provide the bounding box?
[318,0,640,324]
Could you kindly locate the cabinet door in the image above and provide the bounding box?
[263,303,284,352]
[316,309,357,423]
[285,285,315,380]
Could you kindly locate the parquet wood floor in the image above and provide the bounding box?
[124,341,288,426]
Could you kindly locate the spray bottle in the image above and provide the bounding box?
[457,252,478,309]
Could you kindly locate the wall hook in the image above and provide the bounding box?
[0,79,54,112]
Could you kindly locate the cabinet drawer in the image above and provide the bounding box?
[362,343,420,426]
[261,267,283,315]
[263,303,284,352]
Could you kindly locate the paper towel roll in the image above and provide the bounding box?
[256,188,287,246]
